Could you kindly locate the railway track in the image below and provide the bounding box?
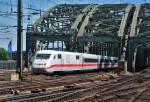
[0,72,113,96]
[0,75,147,102]
[73,69,150,102]
[0,69,150,102]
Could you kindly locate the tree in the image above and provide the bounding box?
[0,48,10,60]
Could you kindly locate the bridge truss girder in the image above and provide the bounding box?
[25,4,150,71]
[126,4,150,71]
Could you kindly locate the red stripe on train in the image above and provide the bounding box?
[47,64,98,69]
[46,64,117,69]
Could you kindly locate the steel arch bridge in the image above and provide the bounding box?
[25,3,150,71]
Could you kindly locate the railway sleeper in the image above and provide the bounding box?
[8,88,87,102]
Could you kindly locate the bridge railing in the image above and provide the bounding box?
[0,61,17,70]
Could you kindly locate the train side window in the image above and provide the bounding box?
[53,55,56,59]
[100,59,104,63]
[58,54,61,59]
[84,58,98,63]
[114,60,117,63]
[109,60,111,63]
[76,55,79,60]
[111,60,116,64]
[105,59,109,63]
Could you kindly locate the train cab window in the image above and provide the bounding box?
[76,55,79,60]
[58,54,61,59]
[36,54,51,59]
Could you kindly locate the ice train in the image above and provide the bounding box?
[32,50,118,74]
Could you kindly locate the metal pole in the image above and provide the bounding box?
[17,0,23,80]
[132,48,137,72]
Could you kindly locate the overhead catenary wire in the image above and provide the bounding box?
[0,1,45,12]
[47,0,58,5]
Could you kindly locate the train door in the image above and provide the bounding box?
[98,56,101,70]
[57,54,63,72]
[81,54,83,70]
[105,58,109,69]
[107,57,111,68]
[75,54,81,71]
[101,57,105,69]
[107,58,111,68]
[110,58,114,68]
[97,55,100,70]
[65,54,70,71]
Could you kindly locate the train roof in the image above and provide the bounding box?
[37,50,96,56]
[37,50,117,58]
[37,50,82,55]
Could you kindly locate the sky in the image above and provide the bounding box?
[0,0,149,51]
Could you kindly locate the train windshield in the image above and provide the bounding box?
[36,54,51,59]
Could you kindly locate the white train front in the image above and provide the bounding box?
[32,50,118,74]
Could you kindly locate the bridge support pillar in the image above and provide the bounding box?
[118,57,128,75]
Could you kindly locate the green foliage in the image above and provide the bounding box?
[0,48,10,60]
[28,52,35,64]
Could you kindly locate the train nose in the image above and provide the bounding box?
[32,68,47,74]
[33,62,47,68]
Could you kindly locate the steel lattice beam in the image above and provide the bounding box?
[25,4,150,70]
